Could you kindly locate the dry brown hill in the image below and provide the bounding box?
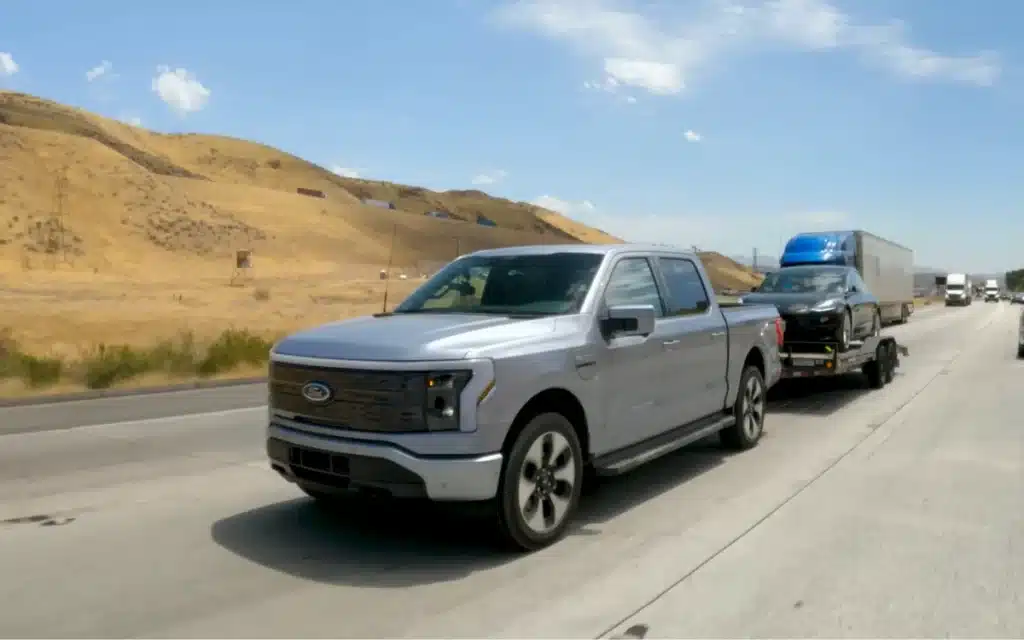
[0,90,761,289]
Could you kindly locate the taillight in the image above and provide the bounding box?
[774,318,785,346]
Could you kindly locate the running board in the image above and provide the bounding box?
[592,414,735,477]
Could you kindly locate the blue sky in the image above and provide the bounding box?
[1,0,1020,272]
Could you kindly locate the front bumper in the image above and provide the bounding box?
[781,311,843,343]
[267,424,503,502]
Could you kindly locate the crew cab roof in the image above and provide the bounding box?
[466,243,699,260]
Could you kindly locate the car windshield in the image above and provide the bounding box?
[393,252,604,316]
[757,267,847,294]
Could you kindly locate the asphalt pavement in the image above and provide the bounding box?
[0,301,1020,638]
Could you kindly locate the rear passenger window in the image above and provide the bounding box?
[659,258,710,315]
[604,258,664,316]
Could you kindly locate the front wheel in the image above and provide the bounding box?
[720,365,766,450]
[496,413,583,552]
[837,309,852,351]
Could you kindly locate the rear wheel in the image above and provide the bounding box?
[1017,345,1024,359]
[720,365,766,450]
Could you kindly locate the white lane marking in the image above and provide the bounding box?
[9,407,267,440]
[2,383,265,411]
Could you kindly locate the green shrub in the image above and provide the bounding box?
[0,330,64,387]
[197,328,273,376]
[80,344,153,389]
[4,327,275,391]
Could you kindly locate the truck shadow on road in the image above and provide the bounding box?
[767,375,873,416]
[210,443,732,588]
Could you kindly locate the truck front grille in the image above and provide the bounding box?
[269,362,427,433]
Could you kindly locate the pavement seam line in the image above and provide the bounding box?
[595,329,971,639]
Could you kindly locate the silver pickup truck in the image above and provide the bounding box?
[266,244,784,550]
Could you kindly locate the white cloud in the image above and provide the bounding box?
[532,195,596,215]
[471,169,509,185]
[684,129,702,142]
[0,52,18,76]
[151,65,210,114]
[330,165,361,178]
[119,114,143,127]
[496,0,1001,95]
[86,60,113,82]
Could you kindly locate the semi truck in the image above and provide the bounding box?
[985,279,1000,302]
[778,230,915,325]
[944,273,971,306]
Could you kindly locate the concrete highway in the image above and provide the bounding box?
[1,301,1021,638]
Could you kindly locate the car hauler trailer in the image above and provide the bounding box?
[779,230,914,325]
[780,334,908,389]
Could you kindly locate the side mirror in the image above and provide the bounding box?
[602,304,656,337]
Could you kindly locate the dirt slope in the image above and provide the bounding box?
[0,90,760,290]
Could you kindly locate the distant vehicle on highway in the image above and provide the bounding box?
[265,244,784,551]
[1011,292,1024,304]
[985,279,1000,302]
[944,273,972,306]
[741,264,879,352]
[775,230,914,325]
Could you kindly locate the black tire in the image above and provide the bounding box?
[837,309,853,351]
[883,343,896,384]
[495,413,583,552]
[720,365,766,451]
[1017,345,1024,359]
[865,342,892,389]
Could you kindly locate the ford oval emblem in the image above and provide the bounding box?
[301,381,332,404]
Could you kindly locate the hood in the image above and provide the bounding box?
[741,291,844,315]
[272,313,567,362]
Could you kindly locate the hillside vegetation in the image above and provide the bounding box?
[0,90,762,394]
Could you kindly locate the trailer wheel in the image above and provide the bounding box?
[865,341,893,389]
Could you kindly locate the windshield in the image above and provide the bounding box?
[757,267,847,294]
[393,252,604,316]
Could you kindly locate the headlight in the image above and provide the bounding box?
[424,371,473,431]
[811,299,842,312]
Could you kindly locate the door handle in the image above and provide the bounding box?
[710,331,726,338]
[662,339,681,347]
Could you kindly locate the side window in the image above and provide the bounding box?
[659,258,710,316]
[604,258,664,316]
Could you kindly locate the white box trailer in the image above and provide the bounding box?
[780,229,915,324]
